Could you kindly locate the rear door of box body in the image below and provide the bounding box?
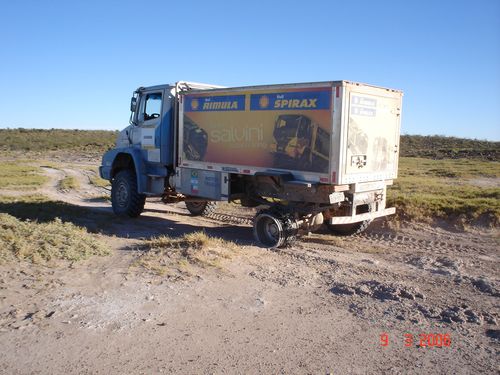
[337,83,402,184]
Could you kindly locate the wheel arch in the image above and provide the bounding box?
[103,148,146,194]
[111,152,135,178]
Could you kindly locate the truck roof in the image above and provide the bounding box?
[138,80,403,94]
[136,84,173,92]
[137,81,226,93]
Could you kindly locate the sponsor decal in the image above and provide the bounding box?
[190,170,199,193]
[182,87,332,174]
[352,95,377,107]
[351,107,376,117]
[250,90,331,111]
[351,95,377,116]
[185,95,245,112]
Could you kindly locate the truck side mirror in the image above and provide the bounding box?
[130,97,137,112]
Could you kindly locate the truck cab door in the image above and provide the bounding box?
[132,91,163,162]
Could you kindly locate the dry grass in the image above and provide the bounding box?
[400,135,499,160]
[0,128,117,152]
[58,175,80,190]
[388,157,500,227]
[84,167,111,188]
[89,175,110,188]
[0,213,110,265]
[0,162,48,190]
[134,231,238,277]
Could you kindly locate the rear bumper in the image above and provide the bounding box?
[328,207,395,225]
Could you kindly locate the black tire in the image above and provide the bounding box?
[326,203,373,236]
[111,169,146,217]
[253,209,297,248]
[325,220,372,236]
[253,211,286,248]
[185,201,217,216]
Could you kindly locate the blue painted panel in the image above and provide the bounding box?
[100,147,147,193]
[160,89,174,165]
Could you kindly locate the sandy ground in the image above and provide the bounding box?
[0,157,498,374]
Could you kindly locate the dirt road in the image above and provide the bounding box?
[0,160,498,374]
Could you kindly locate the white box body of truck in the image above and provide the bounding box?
[178,81,402,186]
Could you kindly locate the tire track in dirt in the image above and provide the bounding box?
[194,207,490,256]
[35,165,499,268]
[353,231,481,254]
[39,166,110,208]
[36,164,476,258]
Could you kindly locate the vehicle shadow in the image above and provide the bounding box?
[0,200,255,245]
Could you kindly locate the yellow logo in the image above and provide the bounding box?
[274,98,317,109]
[203,101,239,110]
[191,99,199,110]
[259,95,269,109]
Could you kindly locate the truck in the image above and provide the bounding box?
[100,80,403,247]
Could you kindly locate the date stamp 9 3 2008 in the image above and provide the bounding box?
[380,333,452,348]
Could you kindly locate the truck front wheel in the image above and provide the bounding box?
[111,169,146,217]
[185,201,217,216]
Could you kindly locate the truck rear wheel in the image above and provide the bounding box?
[185,201,217,216]
[326,203,373,236]
[111,169,146,217]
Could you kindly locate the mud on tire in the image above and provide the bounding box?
[111,169,146,217]
[185,201,217,216]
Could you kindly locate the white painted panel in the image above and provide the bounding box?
[141,128,156,148]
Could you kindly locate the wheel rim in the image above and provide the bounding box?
[254,213,284,247]
[115,181,129,208]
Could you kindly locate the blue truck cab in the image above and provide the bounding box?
[100,84,174,193]
[100,82,222,217]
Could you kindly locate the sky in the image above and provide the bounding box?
[1,0,499,140]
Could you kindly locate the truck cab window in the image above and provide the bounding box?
[143,93,162,121]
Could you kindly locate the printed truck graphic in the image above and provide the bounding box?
[182,88,332,174]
